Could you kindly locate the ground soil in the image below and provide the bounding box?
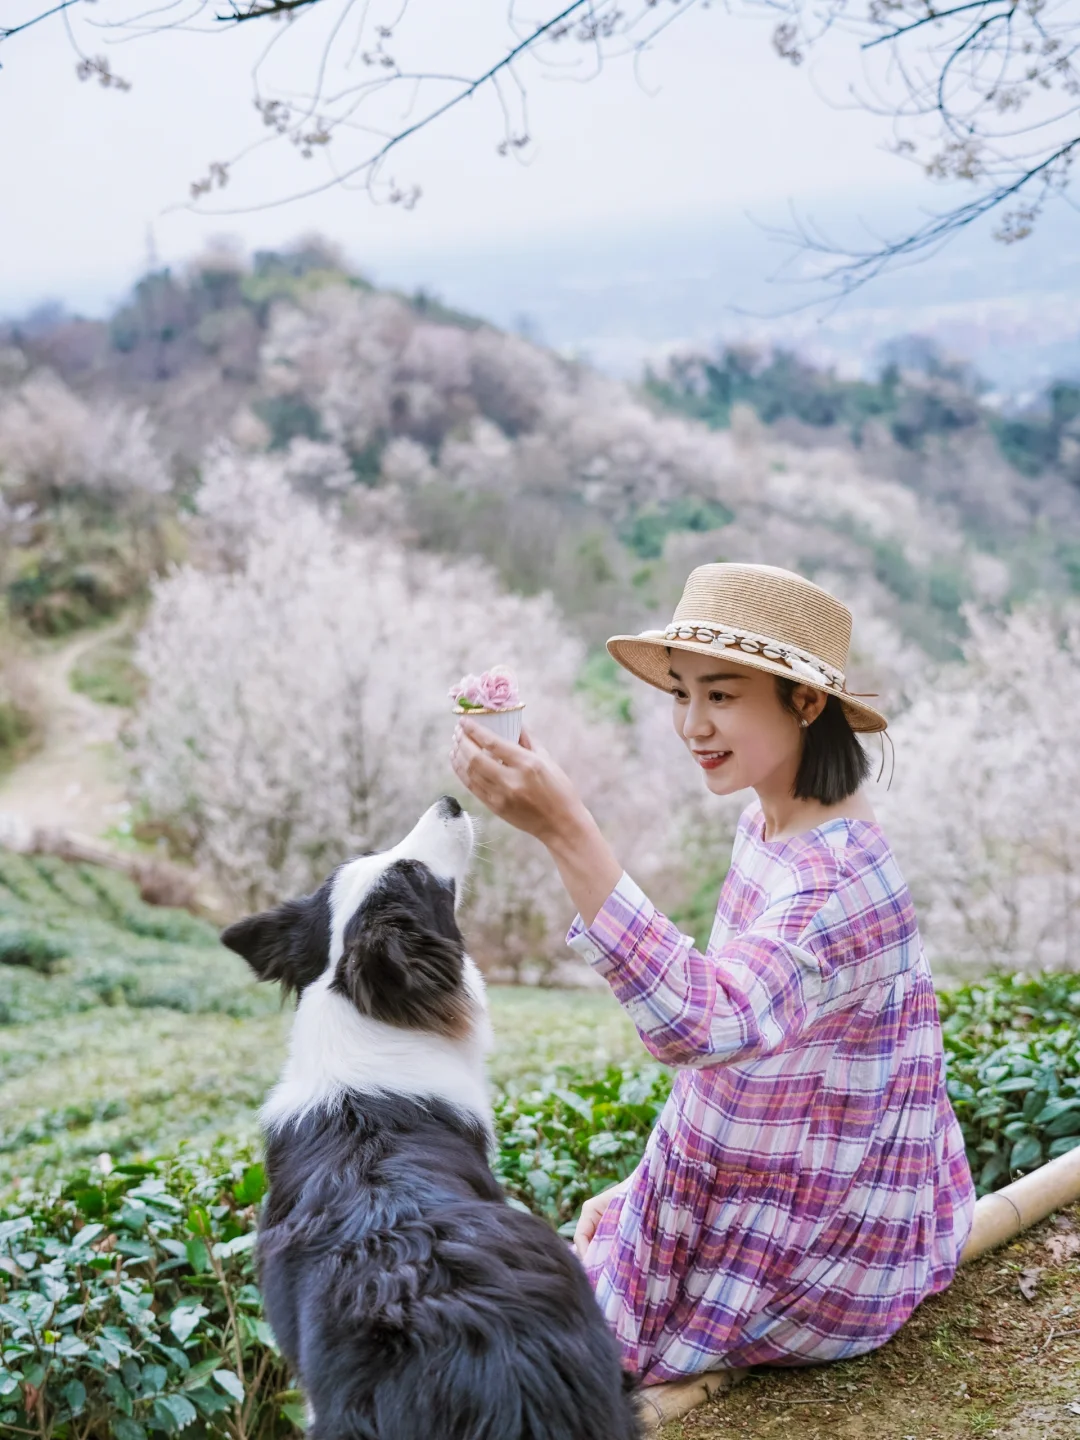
[660,1206,1080,1440]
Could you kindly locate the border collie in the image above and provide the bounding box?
[221,796,641,1440]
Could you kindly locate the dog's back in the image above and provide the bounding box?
[257,1094,641,1440]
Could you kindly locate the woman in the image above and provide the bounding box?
[450,561,976,1386]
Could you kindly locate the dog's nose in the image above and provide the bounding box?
[437,795,463,819]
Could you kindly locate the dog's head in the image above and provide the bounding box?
[221,796,478,1039]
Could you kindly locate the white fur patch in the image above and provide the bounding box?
[264,800,495,1138]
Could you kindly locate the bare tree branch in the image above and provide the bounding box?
[6,0,1080,294]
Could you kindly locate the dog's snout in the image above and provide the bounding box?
[437,795,463,819]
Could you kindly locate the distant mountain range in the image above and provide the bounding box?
[364,198,1080,398]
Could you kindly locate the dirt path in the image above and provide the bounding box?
[0,625,129,838]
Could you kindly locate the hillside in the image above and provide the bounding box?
[3,239,1079,677]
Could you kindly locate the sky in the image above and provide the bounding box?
[0,0,939,316]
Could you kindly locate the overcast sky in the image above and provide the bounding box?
[0,0,947,316]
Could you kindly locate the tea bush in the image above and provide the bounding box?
[0,1147,294,1440]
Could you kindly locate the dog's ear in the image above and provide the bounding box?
[221,887,331,996]
[334,887,470,1037]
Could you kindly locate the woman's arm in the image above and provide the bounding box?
[449,718,622,926]
[450,716,828,1066]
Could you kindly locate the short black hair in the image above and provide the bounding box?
[774,677,871,805]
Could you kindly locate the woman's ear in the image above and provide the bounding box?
[794,684,828,726]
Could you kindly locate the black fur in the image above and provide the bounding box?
[220,877,334,997]
[258,1094,642,1440]
[333,859,469,1036]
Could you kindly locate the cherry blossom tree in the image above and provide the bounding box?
[131,444,684,979]
[876,601,1080,975]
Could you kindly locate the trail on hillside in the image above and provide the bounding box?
[0,625,128,838]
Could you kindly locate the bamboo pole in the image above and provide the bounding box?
[959,1143,1080,1263]
[637,1147,1080,1432]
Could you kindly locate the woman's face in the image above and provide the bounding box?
[668,648,823,797]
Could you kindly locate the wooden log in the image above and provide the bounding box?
[0,814,222,919]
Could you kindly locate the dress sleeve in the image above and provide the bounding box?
[566,870,835,1068]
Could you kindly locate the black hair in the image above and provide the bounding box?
[774,677,872,805]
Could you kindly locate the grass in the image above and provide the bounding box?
[68,628,144,707]
[0,851,644,1187]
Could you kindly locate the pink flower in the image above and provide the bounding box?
[449,672,486,708]
[449,666,520,711]
[478,666,519,710]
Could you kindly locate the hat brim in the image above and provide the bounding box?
[606,634,888,734]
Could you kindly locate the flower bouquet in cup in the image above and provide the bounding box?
[449,666,525,744]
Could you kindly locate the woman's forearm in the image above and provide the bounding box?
[544,805,624,928]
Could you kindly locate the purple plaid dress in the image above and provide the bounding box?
[565,801,976,1385]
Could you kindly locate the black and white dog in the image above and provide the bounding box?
[221,796,641,1440]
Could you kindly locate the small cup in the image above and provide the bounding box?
[454,703,524,744]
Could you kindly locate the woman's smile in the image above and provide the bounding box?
[691,749,731,770]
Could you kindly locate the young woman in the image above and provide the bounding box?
[450,561,976,1387]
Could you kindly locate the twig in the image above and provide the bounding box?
[760,1397,852,1405]
[1031,1325,1056,1357]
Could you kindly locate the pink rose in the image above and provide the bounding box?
[449,666,520,710]
[477,666,519,710]
[449,673,487,709]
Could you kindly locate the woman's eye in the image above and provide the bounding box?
[709,691,729,703]
[671,689,688,702]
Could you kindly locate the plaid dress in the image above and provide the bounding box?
[565,801,976,1385]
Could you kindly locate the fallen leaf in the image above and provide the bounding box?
[970,1327,1000,1342]
[1066,1399,1080,1416]
[1018,1266,1042,1302]
[1045,1233,1080,1266]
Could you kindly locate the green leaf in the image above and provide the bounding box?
[62,1380,86,1416]
[185,1206,211,1238]
[188,1385,234,1418]
[1048,1134,1080,1159]
[69,1223,106,1251]
[213,1369,245,1404]
[111,1419,147,1440]
[1010,1134,1044,1172]
[167,1302,207,1345]
[181,1358,221,1391]
[104,1373,132,1416]
[184,1238,209,1274]
[232,1164,267,1206]
[156,1393,198,1431]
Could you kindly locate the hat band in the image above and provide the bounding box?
[661,620,846,692]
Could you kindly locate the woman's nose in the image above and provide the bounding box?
[683,697,715,738]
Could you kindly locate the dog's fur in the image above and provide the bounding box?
[221,796,641,1440]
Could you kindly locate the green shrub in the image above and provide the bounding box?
[0,1147,297,1440]
[939,973,1080,1192]
[493,1065,671,1231]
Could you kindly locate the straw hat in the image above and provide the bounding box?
[607,562,887,733]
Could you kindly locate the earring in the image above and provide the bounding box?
[799,719,809,728]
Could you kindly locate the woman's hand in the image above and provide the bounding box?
[449,721,586,847]
[449,719,623,926]
[573,1175,632,1260]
